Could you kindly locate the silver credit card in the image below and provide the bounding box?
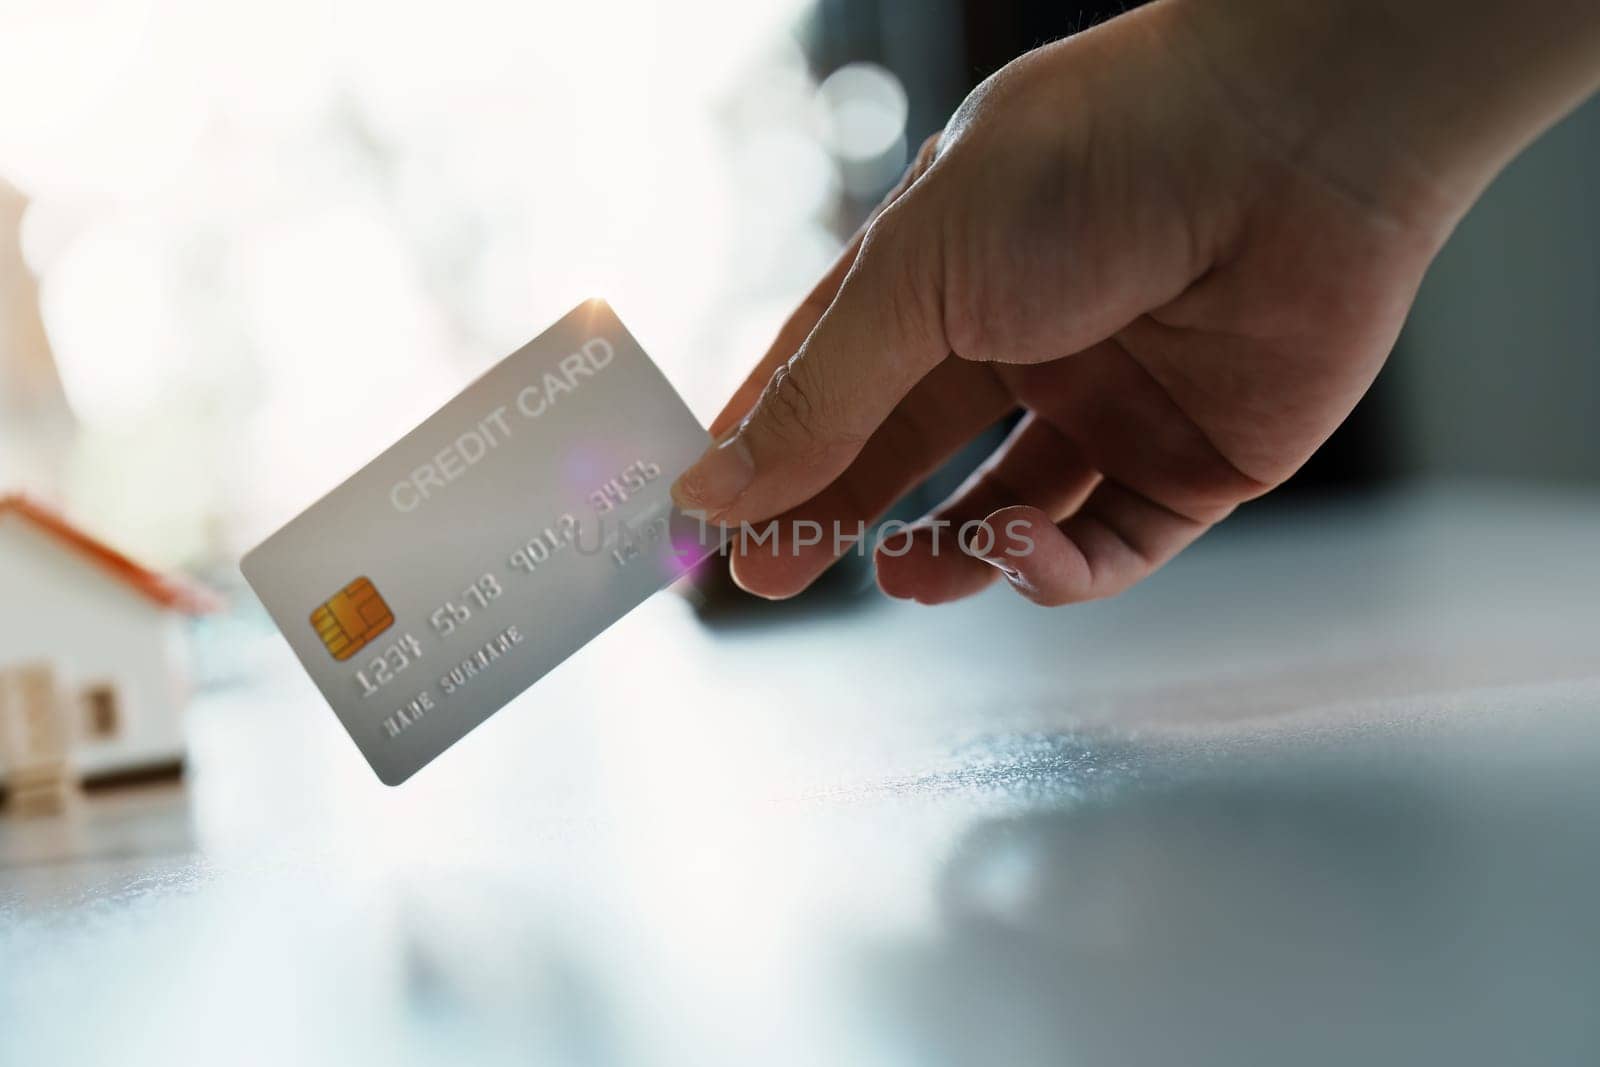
[242,299,720,784]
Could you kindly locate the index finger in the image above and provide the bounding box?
[670,194,952,525]
[709,132,946,439]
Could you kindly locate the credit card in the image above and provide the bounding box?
[242,299,721,784]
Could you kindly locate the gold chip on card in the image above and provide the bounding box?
[310,577,393,661]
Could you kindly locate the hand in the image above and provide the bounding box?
[672,0,1600,606]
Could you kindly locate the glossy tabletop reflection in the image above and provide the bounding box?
[3,488,1599,1067]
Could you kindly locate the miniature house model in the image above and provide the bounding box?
[0,494,218,805]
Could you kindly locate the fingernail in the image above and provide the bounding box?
[978,553,1022,582]
[728,556,790,601]
[671,429,755,516]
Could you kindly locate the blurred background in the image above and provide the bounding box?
[3,4,1598,1064]
[1,0,1594,586]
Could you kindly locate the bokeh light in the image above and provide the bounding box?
[0,0,836,567]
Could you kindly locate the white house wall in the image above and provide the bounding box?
[0,517,189,781]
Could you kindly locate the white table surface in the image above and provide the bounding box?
[3,486,1598,1066]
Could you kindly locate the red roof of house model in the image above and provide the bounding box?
[0,493,221,614]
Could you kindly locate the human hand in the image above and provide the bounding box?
[672,0,1600,605]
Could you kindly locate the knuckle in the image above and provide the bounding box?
[886,133,944,202]
[942,284,990,359]
[857,206,904,263]
[933,225,1003,360]
[758,361,823,443]
[928,158,1064,362]
[943,273,1038,363]
[858,206,945,354]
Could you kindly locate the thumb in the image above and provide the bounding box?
[671,201,948,525]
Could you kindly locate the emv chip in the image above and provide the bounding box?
[310,577,393,661]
